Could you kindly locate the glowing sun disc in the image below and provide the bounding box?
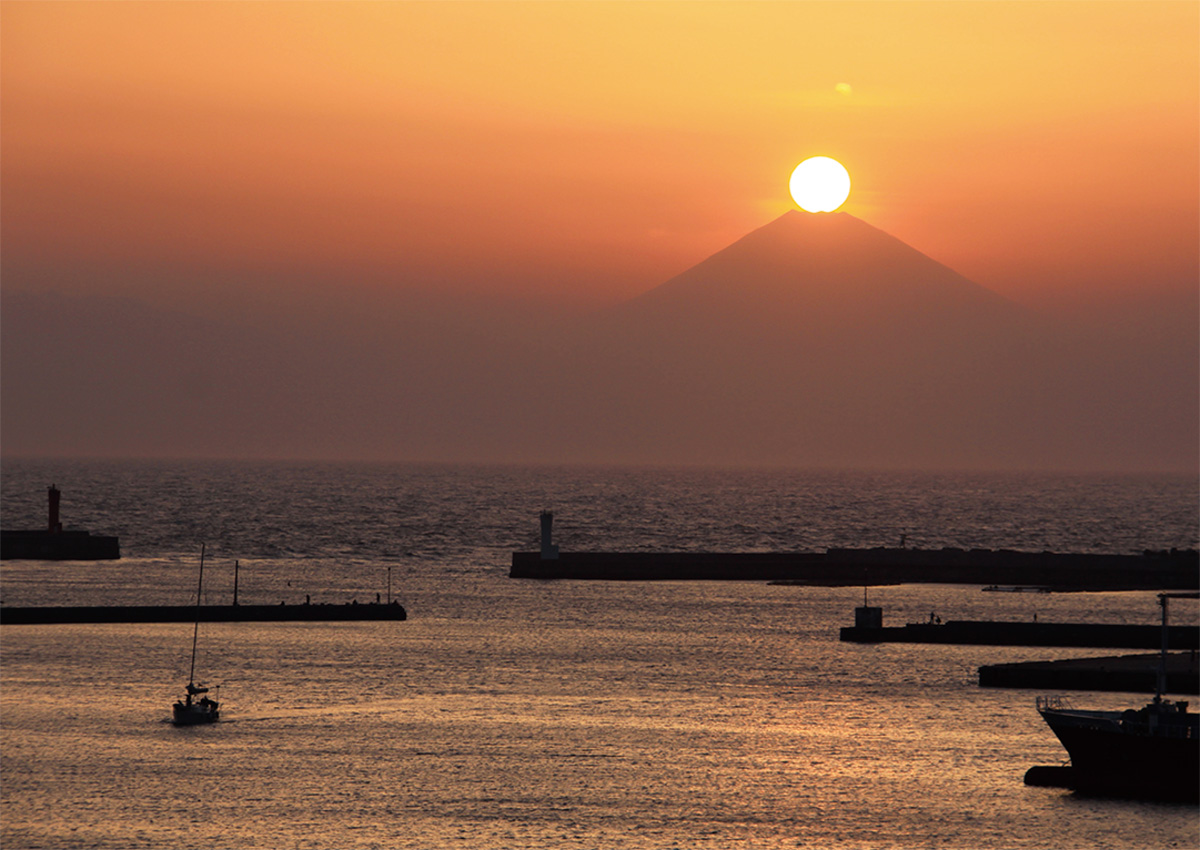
[789,156,851,213]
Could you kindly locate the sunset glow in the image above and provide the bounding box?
[1,1,1196,471]
[2,2,1196,309]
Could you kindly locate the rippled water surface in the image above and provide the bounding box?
[2,460,1197,848]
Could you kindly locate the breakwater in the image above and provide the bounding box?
[839,620,1199,648]
[1,602,407,625]
[1,529,120,560]
[509,547,1198,589]
[2,485,120,560]
[979,652,1199,694]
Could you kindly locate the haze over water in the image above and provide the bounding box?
[2,460,1198,848]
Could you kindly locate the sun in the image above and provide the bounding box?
[789,156,851,213]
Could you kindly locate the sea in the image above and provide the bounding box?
[2,459,1198,849]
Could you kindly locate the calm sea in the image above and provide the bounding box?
[2,459,1198,849]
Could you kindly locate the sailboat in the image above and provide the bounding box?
[172,544,221,725]
[1035,592,1198,800]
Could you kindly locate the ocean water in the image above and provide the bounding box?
[2,460,1198,849]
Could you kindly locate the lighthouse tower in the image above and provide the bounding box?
[539,511,559,560]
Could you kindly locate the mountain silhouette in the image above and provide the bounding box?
[537,210,1189,470]
[611,210,1025,336]
[530,211,1036,465]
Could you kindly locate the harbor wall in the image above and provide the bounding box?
[979,652,1199,694]
[840,620,1199,649]
[0,603,406,625]
[2,486,121,560]
[510,547,1199,589]
[1,530,120,560]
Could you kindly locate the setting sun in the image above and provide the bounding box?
[789,156,851,213]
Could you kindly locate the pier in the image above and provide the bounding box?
[0,602,407,625]
[511,517,1198,588]
[979,652,1199,694]
[510,547,1198,590]
[1,486,120,560]
[839,619,1198,649]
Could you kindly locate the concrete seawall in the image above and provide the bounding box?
[979,652,1199,694]
[510,547,1199,590]
[0,603,407,625]
[840,620,1199,648]
[1,530,120,560]
[2,486,121,560]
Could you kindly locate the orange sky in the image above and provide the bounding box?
[3,1,1198,313]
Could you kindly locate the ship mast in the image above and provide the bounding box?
[189,544,205,686]
[1156,591,1200,704]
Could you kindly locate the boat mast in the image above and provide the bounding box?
[189,544,205,686]
[1157,591,1200,704]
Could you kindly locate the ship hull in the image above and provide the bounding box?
[172,703,219,726]
[1040,707,1199,800]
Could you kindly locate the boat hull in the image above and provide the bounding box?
[1039,706,1198,800]
[172,702,219,726]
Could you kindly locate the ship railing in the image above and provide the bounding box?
[1036,695,1071,712]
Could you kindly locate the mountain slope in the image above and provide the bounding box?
[534,211,1193,471]
[607,211,1025,336]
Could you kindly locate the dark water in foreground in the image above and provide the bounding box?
[2,460,1198,849]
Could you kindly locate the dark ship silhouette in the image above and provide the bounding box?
[1033,593,1199,801]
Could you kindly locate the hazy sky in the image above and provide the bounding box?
[2,2,1197,471]
[4,1,1196,313]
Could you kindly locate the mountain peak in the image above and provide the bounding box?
[718,210,910,268]
[619,210,1021,328]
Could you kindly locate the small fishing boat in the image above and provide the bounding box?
[1035,592,1198,800]
[172,544,221,725]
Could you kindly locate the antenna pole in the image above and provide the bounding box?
[1156,593,1169,702]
